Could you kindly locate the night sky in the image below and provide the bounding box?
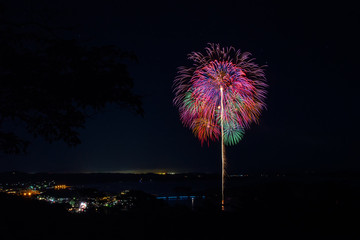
[1,0,359,174]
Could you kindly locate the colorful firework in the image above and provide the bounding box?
[173,43,267,209]
[174,43,267,145]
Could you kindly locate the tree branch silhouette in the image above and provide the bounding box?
[0,9,143,154]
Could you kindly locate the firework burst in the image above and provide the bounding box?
[173,43,267,209]
[174,43,267,145]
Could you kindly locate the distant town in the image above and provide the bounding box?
[0,171,215,213]
[1,170,359,214]
[0,178,143,213]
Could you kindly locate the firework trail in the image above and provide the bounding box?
[173,43,267,209]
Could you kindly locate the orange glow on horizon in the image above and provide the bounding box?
[54,185,69,190]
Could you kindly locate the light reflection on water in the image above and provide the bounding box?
[79,180,214,208]
[80,179,220,196]
[156,195,206,209]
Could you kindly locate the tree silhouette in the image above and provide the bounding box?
[0,5,143,154]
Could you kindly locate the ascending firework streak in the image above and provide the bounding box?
[220,86,225,210]
[173,43,267,210]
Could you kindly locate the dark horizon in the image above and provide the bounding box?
[2,168,360,176]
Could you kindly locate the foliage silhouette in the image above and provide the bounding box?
[0,5,143,154]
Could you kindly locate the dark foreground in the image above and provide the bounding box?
[1,174,360,240]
